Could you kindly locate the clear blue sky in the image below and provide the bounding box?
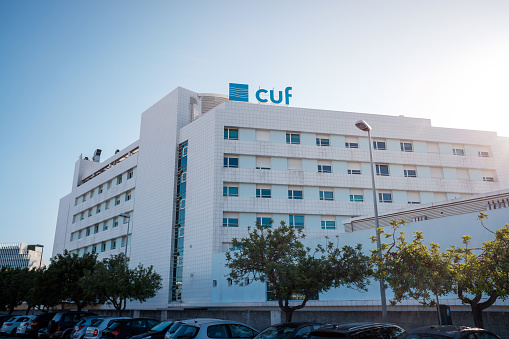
[1,1,508,261]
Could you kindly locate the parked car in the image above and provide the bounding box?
[1,316,33,336]
[17,316,37,336]
[101,318,160,339]
[254,322,322,339]
[308,322,406,339]
[0,317,13,330]
[71,317,105,339]
[38,328,50,339]
[25,313,58,339]
[403,325,500,338]
[47,312,96,339]
[167,319,259,339]
[130,320,180,339]
[83,318,131,339]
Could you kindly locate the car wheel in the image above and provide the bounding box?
[12,329,18,335]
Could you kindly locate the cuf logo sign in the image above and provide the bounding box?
[229,83,292,105]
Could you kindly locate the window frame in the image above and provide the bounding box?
[288,190,303,199]
[224,128,239,140]
[376,164,390,176]
[404,169,417,178]
[223,156,239,168]
[286,133,300,144]
[400,142,413,152]
[373,140,386,150]
[256,188,272,198]
[379,192,393,203]
[317,165,332,173]
[319,190,334,201]
[289,215,305,229]
[316,138,330,146]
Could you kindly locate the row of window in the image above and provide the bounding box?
[223,184,462,204]
[70,212,131,241]
[75,167,136,206]
[223,128,492,157]
[70,235,128,256]
[223,156,496,181]
[223,215,339,230]
[72,189,134,223]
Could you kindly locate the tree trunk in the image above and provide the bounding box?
[284,308,294,322]
[470,302,484,328]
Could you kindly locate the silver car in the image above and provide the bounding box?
[1,316,32,336]
[16,316,37,335]
[165,319,258,339]
[83,317,131,339]
[71,317,105,339]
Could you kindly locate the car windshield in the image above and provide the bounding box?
[151,321,172,332]
[106,322,124,330]
[256,326,298,339]
[173,325,199,339]
[91,319,104,326]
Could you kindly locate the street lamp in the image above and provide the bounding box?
[120,213,131,265]
[35,244,44,271]
[355,119,388,323]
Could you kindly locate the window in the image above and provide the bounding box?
[348,169,361,175]
[256,188,272,198]
[86,228,90,236]
[288,189,303,199]
[111,240,116,250]
[321,220,336,230]
[103,222,108,231]
[104,201,109,210]
[127,170,134,179]
[286,133,300,144]
[212,280,217,287]
[114,218,119,227]
[256,157,271,170]
[318,165,332,173]
[289,215,304,229]
[82,195,86,202]
[350,194,363,202]
[96,206,101,214]
[256,217,272,227]
[478,151,490,157]
[373,140,386,150]
[98,185,103,194]
[483,177,495,182]
[379,192,392,203]
[88,209,92,217]
[348,162,361,175]
[319,190,334,201]
[400,142,413,152]
[126,191,132,201]
[345,142,359,148]
[224,156,239,168]
[224,128,239,140]
[316,137,330,146]
[94,225,99,234]
[223,218,239,227]
[345,137,359,148]
[453,148,464,156]
[404,169,417,178]
[100,243,106,252]
[408,201,421,205]
[115,197,121,206]
[223,186,239,197]
[407,192,420,205]
[117,176,123,185]
[376,164,389,176]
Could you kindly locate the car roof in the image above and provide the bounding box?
[311,323,401,334]
[268,322,321,328]
[180,319,240,326]
[408,325,493,336]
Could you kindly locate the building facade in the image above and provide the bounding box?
[0,243,45,270]
[53,86,509,311]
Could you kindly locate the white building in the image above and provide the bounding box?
[0,243,45,270]
[53,86,509,312]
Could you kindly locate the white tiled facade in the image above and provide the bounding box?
[53,86,509,311]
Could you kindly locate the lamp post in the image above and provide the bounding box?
[355,119,388,323]
[35,244,44,271]
[120,213,131,266]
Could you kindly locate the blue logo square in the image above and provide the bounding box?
[229,83,249,102]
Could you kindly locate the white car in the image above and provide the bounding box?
[17,316,37,335]
[83,317,130,339]
[0,315,32,336]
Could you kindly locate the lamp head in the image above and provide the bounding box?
[355,120,372,132]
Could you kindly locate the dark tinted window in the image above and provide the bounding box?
[207,325,228,338]
[229,324,255,338]
[293,327,312,339]
[257,326,298,339]
[151,321,173,332]
[107,322,124,330]
[174,325,199,339]
[52,314,63,322]
[148,320,160,328]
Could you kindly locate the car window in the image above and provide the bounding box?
[63,314,74,323]
[132,320,146,329]
[293,327,312,339]
[174,325,199,339]
[229,324,255,338]
[257,326,297,339]
[148,320,160,328]
[207,325,228,338]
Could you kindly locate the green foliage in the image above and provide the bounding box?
[371,219,454,307]
[80,253,162,316]
[45,250,99,310]
[0,267,34,313]
[226,220,371,322]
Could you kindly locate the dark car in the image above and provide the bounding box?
[403,325,500,339]
[308,322,406,339]
[255,322,322,339]
[48,312,96,339]
[0,316,12,329]
[101,318,160,339]
[25,313,58,338]
[130,320,180,339]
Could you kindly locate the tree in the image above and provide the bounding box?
[46,250,99,310]
[449,213,509,328]
[80,253,162,316]
[25,267,60,312]
[0,268,33,314]
[225,221,372,322]
[372,219,454,323]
